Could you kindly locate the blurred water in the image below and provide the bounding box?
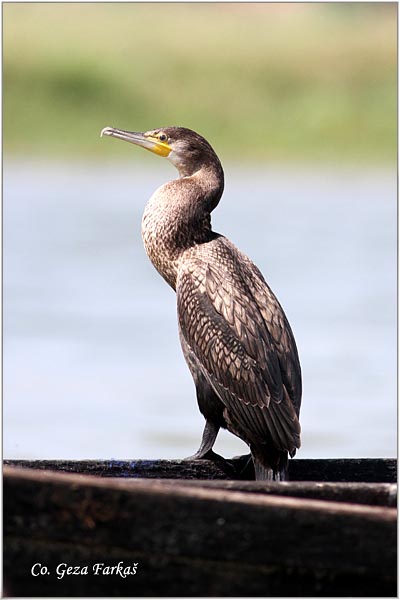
[4,159,397,460]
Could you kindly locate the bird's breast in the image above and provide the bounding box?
[140,180,215,290]
[141,194,181,290]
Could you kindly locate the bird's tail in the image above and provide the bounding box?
[253,453,288,481]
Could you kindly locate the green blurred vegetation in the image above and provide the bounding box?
[3,3,397,162]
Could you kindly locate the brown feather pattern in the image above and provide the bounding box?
[177,236,301,457]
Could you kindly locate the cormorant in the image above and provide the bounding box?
[101,125,301,480]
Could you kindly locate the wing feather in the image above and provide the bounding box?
[177,238,301,455]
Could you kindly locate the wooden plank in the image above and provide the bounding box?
[3,464,397,506]
[289,457,397,483]
[4,456,397,482]
[3,466,397,597]
[119,479,397,507]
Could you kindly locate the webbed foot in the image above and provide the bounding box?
[184,449,224,461]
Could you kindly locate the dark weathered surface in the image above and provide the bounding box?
[288,457,397,483]
[4,456,397,482]
[124,479,397,507]
[3,466,397,597]
[4,457,237,479]
[5,461,396,504]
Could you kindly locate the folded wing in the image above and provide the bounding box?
[177,238,301,455]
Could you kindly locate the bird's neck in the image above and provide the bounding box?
[141,164,224,290]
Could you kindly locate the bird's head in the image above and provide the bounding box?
[101,125,222,178]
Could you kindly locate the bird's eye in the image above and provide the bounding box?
[159,133,167,142]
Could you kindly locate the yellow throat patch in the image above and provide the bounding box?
[147,137,172,157]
